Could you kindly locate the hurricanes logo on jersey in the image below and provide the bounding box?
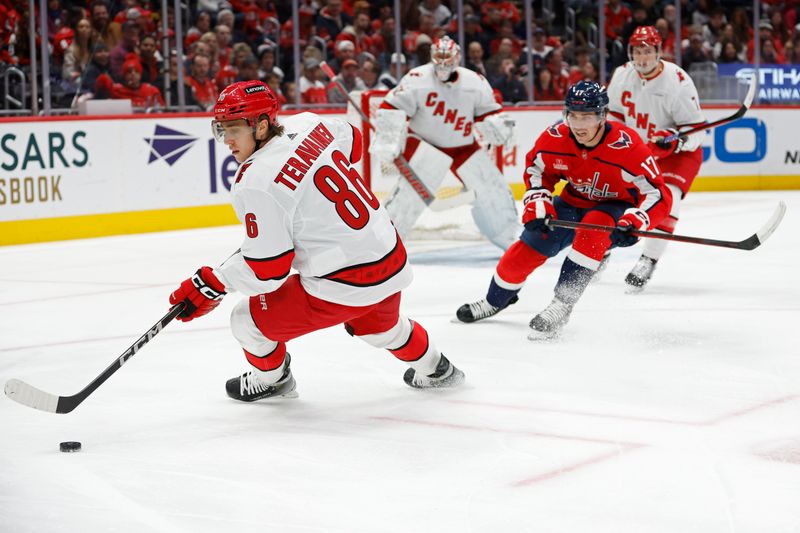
[609,130,632,149]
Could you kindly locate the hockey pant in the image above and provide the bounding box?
[228,275,442,383]
[384,137,521,250]
[487,198,630,308]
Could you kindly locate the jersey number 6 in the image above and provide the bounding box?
[314,149,380,230]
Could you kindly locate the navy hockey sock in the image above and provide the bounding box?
[487,277,520,309]
[553,258,595,305]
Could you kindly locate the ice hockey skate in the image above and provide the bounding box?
[528,297,574,340]
[403,355,465,389]
[455,295,518,323]
[226,354,298,402]
[625,255,658,293]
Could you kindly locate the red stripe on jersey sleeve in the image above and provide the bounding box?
[475,108,502,122]
[608,110,625,121]
[350,124,363,164]
[379,101,397,110]
[244,249,295,281]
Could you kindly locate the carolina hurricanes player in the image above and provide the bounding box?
[456,81,672,338]
[606,25,705,291]
[168,81,464,402]
[371,36,521,250]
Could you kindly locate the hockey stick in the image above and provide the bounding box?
[4,303,185,414]
[663,74,758,144]
[545,201,786,251]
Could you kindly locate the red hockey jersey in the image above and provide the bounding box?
[523,121,671,229]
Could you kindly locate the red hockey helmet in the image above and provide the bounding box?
[629,25,662,49]
[628,25,662,75]
[213,80,279,126]
[212,80,279,142]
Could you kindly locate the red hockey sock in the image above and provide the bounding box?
[496,241,548,285]
[389,320,430,362]
[244,343,287,371]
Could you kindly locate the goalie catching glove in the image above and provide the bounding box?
[370,108,408,161]
[169,267,227,322]
[474,112,516,148]
[522,187,556,233]
[648,128,684,159]
[610,208,650,247]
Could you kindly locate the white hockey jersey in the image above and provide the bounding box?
[607,61,706,152]
[382,64,501,149]
[214,112,413,306]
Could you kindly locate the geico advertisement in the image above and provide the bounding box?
[0,116,240,221]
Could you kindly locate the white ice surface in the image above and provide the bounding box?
[1,191,798,533]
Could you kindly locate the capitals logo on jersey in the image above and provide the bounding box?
[609,130,633,149]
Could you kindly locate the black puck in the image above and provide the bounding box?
[59,441,81,453]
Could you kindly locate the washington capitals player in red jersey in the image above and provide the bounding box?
[456,81,673,338]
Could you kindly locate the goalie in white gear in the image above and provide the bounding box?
[370,36,521,250]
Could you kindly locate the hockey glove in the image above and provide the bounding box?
[648,128,685,160]
[610,208,650,247]
[474,113,516,148]
[370,108,408,161]
[169,267,227,322]
[522,187,556,233]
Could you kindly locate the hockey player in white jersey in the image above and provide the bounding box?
[606,25,706,291]
[168,80,464,402]
[371,37,522,250]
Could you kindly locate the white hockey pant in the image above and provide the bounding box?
[383,136,452,240]
[458,149,522,250]
[642,183,683,260]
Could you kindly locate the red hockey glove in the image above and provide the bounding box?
[169,267,226,322]
[610,208,650,248]
[648,128,685,160]
[522,187,556,233]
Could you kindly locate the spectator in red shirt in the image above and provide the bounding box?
[533,66,562,101]
[98,55,164,107]
[605,0,631,40]
[186,53,218,110]
[299,58,328,104]
[544,49,569,98]
[138,34,160,86]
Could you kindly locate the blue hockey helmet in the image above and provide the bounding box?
[564,81,609,114]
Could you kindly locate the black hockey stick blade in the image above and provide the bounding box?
[545,201,786,251]
[4,303,185,414]
[667,73,758,143]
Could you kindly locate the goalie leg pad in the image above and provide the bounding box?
[457,150,522,250]
[383,137,453,239]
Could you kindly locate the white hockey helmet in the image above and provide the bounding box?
[431,36,461,82]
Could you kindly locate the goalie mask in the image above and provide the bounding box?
[431,37,461,82]
[628,25,662,76]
